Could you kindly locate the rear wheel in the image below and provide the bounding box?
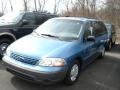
[99,46,105,58]
[64,60,80,85]
[106,41,112,50]
[0,38,12,58]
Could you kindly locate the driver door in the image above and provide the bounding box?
[82,22,96,66]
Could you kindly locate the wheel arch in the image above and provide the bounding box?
[74,56,83,69]
[0,32,16,42]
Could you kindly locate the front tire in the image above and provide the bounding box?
[0,38,12,58]
[64,60,80,85]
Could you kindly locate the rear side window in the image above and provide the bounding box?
[93,21,107,37]
[36,14,50,25]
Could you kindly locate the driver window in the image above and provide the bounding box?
[84,29,91,39]
[84,23,92,39]
[23,13,35,25]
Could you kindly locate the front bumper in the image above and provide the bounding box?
[3,55,68,84]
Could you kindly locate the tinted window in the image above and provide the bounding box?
[23,13,35,25]
[36,14,49,25]
[93,22,107,37]
[84,22,92,39]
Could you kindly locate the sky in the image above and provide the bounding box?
[0,0,59,13]
[0,0,105,14]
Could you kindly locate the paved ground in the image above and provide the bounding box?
[0,44,120,90]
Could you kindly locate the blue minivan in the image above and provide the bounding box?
[3,17,108,85]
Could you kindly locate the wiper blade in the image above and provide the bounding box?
[41,34,59,38]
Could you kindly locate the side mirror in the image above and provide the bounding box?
[87,36,95,42]
[22,19,29,26]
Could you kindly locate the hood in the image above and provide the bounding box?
[0,21,15,28]
[0,24,15,28]
[10,35,76,59]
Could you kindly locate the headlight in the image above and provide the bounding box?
[5,47,11,56]
[39,58,66,67]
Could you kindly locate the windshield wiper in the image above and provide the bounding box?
[41,34,59,38]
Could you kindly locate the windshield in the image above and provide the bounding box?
[35,19,83,40]
[0,12,24,24]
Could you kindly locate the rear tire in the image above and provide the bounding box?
[99,46,105,58]
[0,38,12,58]
[106,41,112,50]
[64,60,80,85]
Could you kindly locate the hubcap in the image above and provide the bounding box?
[70,64,79,81]
[0,43,9,55]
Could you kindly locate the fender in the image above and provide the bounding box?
[0,32,16,40]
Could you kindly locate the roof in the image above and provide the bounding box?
[53,17,99,22]
[18,11,58,16]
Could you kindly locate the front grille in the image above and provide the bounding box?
[10,52,39,65]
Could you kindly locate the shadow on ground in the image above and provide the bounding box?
[110,44,120,53]
[0,61,5,70]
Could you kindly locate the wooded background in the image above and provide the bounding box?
[0,0,120,26]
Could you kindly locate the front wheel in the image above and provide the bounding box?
[0,38,12,57]
[64,60,80,85]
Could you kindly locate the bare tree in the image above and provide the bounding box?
[89,0,97,18]
[38,0,48,12]
[85,0,91,17]
[23,0,28,11]
[65,1,70,15]
[76,0,85,16]
[34,0,37,11]
[53,0,62,14]
[0,0,7,14]
[9,0,13,11]
[38,0,41,11]
[61,0,71,16]
[103,0,120,25]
